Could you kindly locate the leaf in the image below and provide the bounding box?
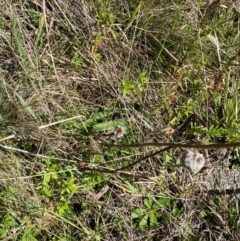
[92,119,127,131]
[200,210,207,218]
[121,78,134,94]
[137,70,149,91]
[149,211,158,228]
[144,197,152,209]
[132,208,144,218]
[126,2,142,30]
[66,178,76,192]
[43,173,51,184]
[172,206,181,217]
[160,212,170,223]
[15,92,38,121]
[156,197,170,207]
[51,172,58,180]
[35,13,44,47]
[71,52,82,66]
[10,15,27,68]
[139,214,148,229]
[123,181,138,193]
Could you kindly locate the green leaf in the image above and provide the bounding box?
[71,52,83,66]
[51,172,58,180]
[160,212,170,223]
[121,78,134,94]
[200,210,207,218]
[92,119,127,131]
[132,208,144,218]
[137,70,149,91]
[144,197,152,209]
[10,15,27,68]
[123,181,138,193]
[149,211,157,228]
[15,92,38,121]
[127,2,142,29]
[43,173,51,183]
[156,197,170,207]
[139,214,148,229]
[66,178,76,192]
[172,206,181,217]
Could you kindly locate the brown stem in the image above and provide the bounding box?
[106,141,240,149]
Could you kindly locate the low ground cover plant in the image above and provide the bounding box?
[0,0,240,240]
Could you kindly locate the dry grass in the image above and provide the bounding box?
[0,0,240,240]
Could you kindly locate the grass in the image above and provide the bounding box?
[0,0,240,240]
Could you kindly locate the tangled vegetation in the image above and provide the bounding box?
[0,0,240,240]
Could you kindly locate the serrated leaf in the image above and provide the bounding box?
[132,208,144,218]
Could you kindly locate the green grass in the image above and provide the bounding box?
[0,0,240,240]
